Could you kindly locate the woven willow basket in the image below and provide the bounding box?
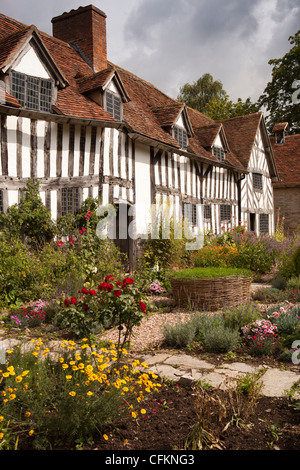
[170,276,252,311]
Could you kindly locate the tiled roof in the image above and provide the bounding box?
[271,134,300,186]
[219,113,263,168]
[0,11,274,172]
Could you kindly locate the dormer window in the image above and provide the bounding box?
[174,126,188,149]
[105,91,121,120]
[11,71,52,112]
[213,146,225,163]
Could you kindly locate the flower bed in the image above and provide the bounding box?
[170,267,253,311]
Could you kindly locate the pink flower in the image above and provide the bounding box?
[57,241,64,247]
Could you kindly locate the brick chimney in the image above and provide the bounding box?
[52,5,107,72]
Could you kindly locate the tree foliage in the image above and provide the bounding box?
[258,30,300,134]
[177,73,259,120]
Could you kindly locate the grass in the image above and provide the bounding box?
[171,267,253,280]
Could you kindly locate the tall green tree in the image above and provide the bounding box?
[177,73,227,113]
[258,29,300,134]
[177,73,259,120]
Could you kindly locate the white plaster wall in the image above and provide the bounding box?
[134,142,151,236]
[13,46,50,79]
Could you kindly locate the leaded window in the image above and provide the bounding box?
[174,126,188,149]
[252,172,263,191]
[259,214,269,233]
[11,71,52,112]
[183,202,197,225]
[220,204,231,222]
[204,204,211,220]
[61,188,80,216]
[106,92,121,120]
[213,146,225,163]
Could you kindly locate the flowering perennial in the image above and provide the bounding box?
[241,319,278,342]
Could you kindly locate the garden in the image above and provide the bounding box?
[0,181,299,451]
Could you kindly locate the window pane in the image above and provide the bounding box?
[40,79,52,112]
[183,202,197,225]
[174,126,188,149]
[11,71,26,107]
[204,205,211,219]
[106,92,121,120]
[27,76,40,110]
[213,146,225,163]
[260,214,269,233]
[220,204,231,221]
[253,172,263,190]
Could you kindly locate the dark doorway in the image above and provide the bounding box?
[250,213,256,232]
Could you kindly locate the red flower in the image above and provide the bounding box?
[79,227,86,235]
[70,297,77,305]
[57,241,64,247]
[106,275,114,282]
[88,289,97,296]
[69,237,75,244]
[113,290,122,298]
[98,282,113,292]
[79,288,89,295]
[123,277,134,285]
[116,281,122,287]
[84,210,92,220]
[139,301,147,313]
[83,305,90,311]
[64,298,70,307]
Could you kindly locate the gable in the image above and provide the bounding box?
[11,45,51,80]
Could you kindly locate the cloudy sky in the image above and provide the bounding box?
[1,0,300,104]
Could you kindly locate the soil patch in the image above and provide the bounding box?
[92,383,300,451]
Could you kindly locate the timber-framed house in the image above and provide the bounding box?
[0,5,279,265]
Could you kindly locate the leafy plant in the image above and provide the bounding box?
[0,179,55,247]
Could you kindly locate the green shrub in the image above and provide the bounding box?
[287,276,300,290]
[271,275,287,290]
[202,324,241,353]
[222,302,262,331]
[163,321,197,348]
[0,179,55,246]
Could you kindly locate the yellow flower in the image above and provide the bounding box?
[29,430,34,436]
[69,391,76,397]
[66,375,72,381]
[21,370,30,377]
[86,391,93,396]
[131,411,138,418]
[0,433,4,440]
[25,412,31,418]
[62,364,69,369]
[15,376,23,383]
[0,416,4,422]
[103,434,109,440]
[9,394,16,400]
